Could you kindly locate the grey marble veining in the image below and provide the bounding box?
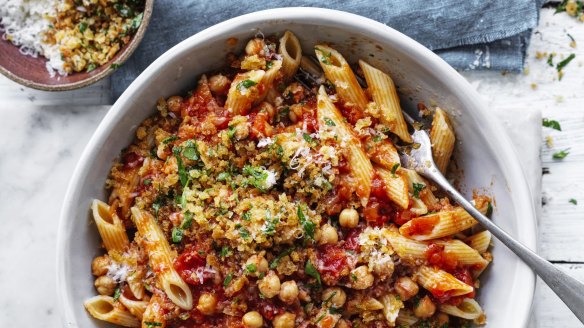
[0,105,109,327]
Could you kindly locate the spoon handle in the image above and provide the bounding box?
[428,170,584,324]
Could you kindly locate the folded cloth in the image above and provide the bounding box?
[112,0,544,99]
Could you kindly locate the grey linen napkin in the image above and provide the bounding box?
[112,0,543,99]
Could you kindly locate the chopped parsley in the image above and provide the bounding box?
[412,182,426,198]
[373,135,382,142]
[263,210,279,236]
[172,226,184,243]
[391,163,400,177]
[302,133,318,146]
[86,63,97,72]
[350,273,357,282]
[553,149,570,160]
[143,179,152,185]
[78,22,88,33]
[266,61,274,69]
[152,196,164,220]
[246,264,257,273]
[270,248,294,269]
[113,287,121,301]
[182,140,200,161]
[111,63,121,70]
[162,135,179,144]
[486,202,493,217]
[223,273,233,287]
[305,259,321,285]
[547,54,555,67]
[217,172,230,182]
[315,47,332,65]
[298,205,316,240]
[243,165,273,192]
[237,79,257,92]
[324,117,336,126]
[219,246,231,257]
[144,322,162,328]
[130,12,143,31]
[569,198,578,205]
[556,54,576,80]
[239,226,251,239]
[542,118,562,131]
[227,126,236,140]
[173,147,189,186]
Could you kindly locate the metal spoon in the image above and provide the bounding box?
[399,111,584,324]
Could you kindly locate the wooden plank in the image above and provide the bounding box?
[531,264,584,328]
[462,8,584,262]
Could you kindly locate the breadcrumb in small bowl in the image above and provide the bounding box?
[0,0,153,91]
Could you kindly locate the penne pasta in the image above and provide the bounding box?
[317,85,373,205]
[359,60,412,143]
[84,295,140,327]
[430,108,455,173]
[256,59,282,103]
[315,45,369,110]
[127,268,146,301]
[376,165,409,209]
[92,199,129,252]
[467,230,492,254]
[401,168,439,208]
[415,265,474,298]
[225,70,265,115]
[380,293,404,326]
[440,297,484,320]
[141,295,166,328]
[119,292,149,320]
[131,207,193,310]
[399,207,478,240]
[369,139,401,170]
[278,31,302,80]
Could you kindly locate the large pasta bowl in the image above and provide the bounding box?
[57,7,537,327]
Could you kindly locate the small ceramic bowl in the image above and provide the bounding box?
[57,8,537,327]
[0,0,153,91]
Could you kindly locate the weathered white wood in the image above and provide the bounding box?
[462,8,584,262]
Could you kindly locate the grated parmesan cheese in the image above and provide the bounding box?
[106,261,130,283]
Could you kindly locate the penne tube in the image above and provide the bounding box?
[415,265,474,298]
[376,165,409,209]
[359,60,412,143]
[92,199,129,252]
[84,295,140,327]
[466,231,492,254]
[317,86,373,205]
[131,207,193,310]
[440,297,484,320]
[256,59,282,103]
[315,45,368,110]
[127,267,146,301]
[430,108,455,173]
[401,168,439,208]
[225,70,265,115]
[399,207,478,240]
[278,31,302,80]
[380,293,404,326]
[119,292,149,320]
[141,294,166,328]
[369,139,401,170]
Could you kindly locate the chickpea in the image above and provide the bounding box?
[339,208,359,228]
[208,74,231,95]
[288,110,298,123]
[394,277,419,301]
[350,266,374,290]
[279,280,299,304]
[94,276,116,296]
[322,287,346,307]
[413,296,436,319]
[196,292,218,315]
[166,96,183,113]
[242,311,264,328]
[436,312,449,326]
[258,270,281,298]
[91,255,111,276]
[245,38,266,56]
[245,255,269,277]
[272,312,296,328]
[318,224,338,245]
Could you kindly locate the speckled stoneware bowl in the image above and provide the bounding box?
[57,8,537,327]
[0,0,153,91]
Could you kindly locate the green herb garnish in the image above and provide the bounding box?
[173,147,189,186]
[412,182,426,198]
[542,118,562,131]
[391,163,400,177]
[569,198,578,205]
[305,259,321,285]
[144,322,162,328]
[111,63,121,70]
[246,264,257,273]
[113,287,121,301]
[324,117,336,126]
[486,202,493,217]
[298,205,315,240]
[86,63,97,72]
[130,12,143,31]
[172,226,184,243]
[78,22,88,33]
[237,79,257,92]
[553,149,570,160]
[162,135,179,144]
[219,246,231,257]
[223,273,233,287]
[556,54,576,80]
[270,248,294,269]
[316,47,332,65]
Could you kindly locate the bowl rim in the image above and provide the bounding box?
[56,7,537,327]
[0,0,153,91]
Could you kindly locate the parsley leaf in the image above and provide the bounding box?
[553,149,570,160]
[542,118,562,131]
[172,226,184,243]
[130,12,143,31]
[305,259,321,285]
[298,205,315,240]
[223,273,233,287]
[144,322,162,328]
[324,117,336,126]
[182,140,200,161]
[556,54,576,80]
[569,198,578,205]
[270,248,294,269]
[86,63,97,72]
[78,22,88,33]
[486,202,493,217]
[412,182,426,198]
[113,287,121,301]
[243,165,272,192]
[246,264,257,273]
[237,79,257,92]
[315,47,332,65]
[302,133,318,146]
[239,226,250,239]
[111,63,121,70]
[547,54,555,67]
[263,210,279,236]
[162,135,179,144]
[219,246,231,257]
[391,163,400,177]
[173,147,189,186]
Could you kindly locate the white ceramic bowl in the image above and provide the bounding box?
[57,8,537,327]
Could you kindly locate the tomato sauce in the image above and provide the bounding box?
[426,243,458,272]
[317,244,349,285]
[400,215,439,238]
[122,151,143,170]
[174,245,211,285]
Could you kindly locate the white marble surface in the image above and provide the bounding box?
[0,7,583,328]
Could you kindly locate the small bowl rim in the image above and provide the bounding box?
[56,7,537,327]
[0,0,153,91]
